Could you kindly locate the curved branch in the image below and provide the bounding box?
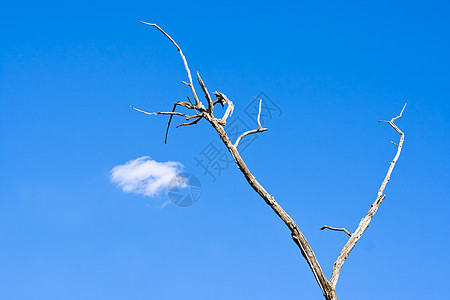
[131,106,201,120]
[140,21,203,109]
[234,98,267,148]
[164,103,178,144]
[330,104,407,288]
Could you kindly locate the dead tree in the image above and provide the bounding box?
[133,22,406,300]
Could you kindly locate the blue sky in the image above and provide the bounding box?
[1,1,449,299]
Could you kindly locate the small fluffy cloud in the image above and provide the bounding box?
[111,156,184,197]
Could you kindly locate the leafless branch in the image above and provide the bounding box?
[163,101,203,142]
[213,92,234,126]
[164,103,178,144]
[254,97,263,128]
[174,101,196,110]
[390,141,399,147]
[185,96,200,115]
[131,105,191,118]
[197,72,214,114]
[329,104,406,288]
[176,116,202,128]
[136,23,407,300]
[140,21,203,109]
[320,225,352,237]
[234,98,268,148]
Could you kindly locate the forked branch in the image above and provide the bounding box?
[136,22,407,300]
[329,104,406,288]
[137,22,332,299]
[234,98,268,148]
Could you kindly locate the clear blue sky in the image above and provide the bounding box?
[1,1,449,299]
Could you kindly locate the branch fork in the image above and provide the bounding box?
[234,97,268,148]
[134,22,407,300]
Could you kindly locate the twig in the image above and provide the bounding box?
[131,106,190,118]
[186,96,199,115]
[136,24,333,297]
[164,103,177,144]
[390,141,399,147]
[176,116,202,128]
[197,72,214,115]
[174,101,196,110]
[330,104,406,288]
[234,98,268,148]
[163,101,201,143]
[254,97,263,128]
[320,225,352,237]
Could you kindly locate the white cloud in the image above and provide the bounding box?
[111,156,184,197]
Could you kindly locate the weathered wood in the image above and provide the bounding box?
[135,22,407,300]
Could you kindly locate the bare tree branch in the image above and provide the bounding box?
[136,23,407,300]
[131,106,200,121]
[176,116,202,128]
[164,103,178,144]
[140,21,204,109]
[197,72,214,115]
[131,105,191,118]
[329,104,407,288]
[174,101,196,110]
[163,100,198,143]
[234,98,267,148]
[320,225,352,237]
[213,92,234,126]
[390,141,399,147]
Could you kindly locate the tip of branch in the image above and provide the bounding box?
[400,103,407,116]
[139,21,155,26]
[197,71,205,85]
